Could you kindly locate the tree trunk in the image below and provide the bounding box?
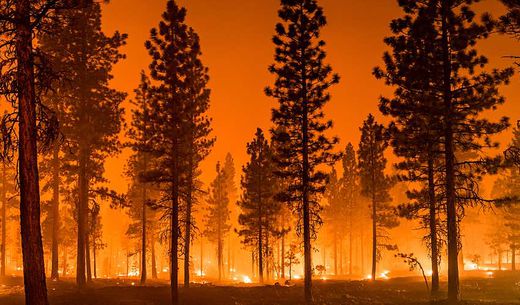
[152,231,158,279]
[349,227,353,276]
[512,244,516,271]
[51,144,60,280]
[171,180,180,305]
[93,240,97,279]
[62,247,67,276]
[441,0,460,301]
[183,162,193,288]
[428,153,440,295]
[77,148,88,287]
[140,180,147,285]
[258,215,264,283]
[86,233,92,282]
[334,233,337,275]
[266,228,270,281]
[301,51,313,304]
[371,191,377,281]
[15,0,49,303]
[281,231,285,279]
[1,162,6,278]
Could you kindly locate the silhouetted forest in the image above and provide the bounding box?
[1,1,520,305]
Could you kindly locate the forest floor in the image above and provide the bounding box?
[1,272,520,305]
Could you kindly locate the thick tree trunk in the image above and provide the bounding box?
[428,154,440,295]
[15,1,49,303]
[1,162,6,277]
[51,144,60,280]
[441,1,460,302]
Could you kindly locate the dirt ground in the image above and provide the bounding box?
[2,272,520,305]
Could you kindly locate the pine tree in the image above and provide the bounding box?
[323,168,345,276]
[0,1,72,303]
[179,32,214,287]
[204,162,231,281]
[144,0,214,300]
[266,0,340,302]
[237,128,279,283]
[357,114,398,282]
[376,1,513,300]
[497,1,520,40]
[126,71,156,285]
[374,3,446,292]
[341,143,362,276]
[38,0,127,288]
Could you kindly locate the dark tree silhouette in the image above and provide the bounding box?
[237,128,279,283]
[374,2,446,293]
[204,162,230,281]
[358,114,398,282]
[266,0,340,302]
[38,0,127,288]
[0,0,76,303]
[179,29,214,288]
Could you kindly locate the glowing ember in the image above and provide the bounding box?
[379,271,390,280]
[242,275,252,284]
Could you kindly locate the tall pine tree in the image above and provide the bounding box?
[204,162,231,281]
[357,114,398,282]
[266,1,340,302]
[237,128,279,283]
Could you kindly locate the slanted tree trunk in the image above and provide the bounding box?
[441,0,460,301]
[50,144,60,280]
[427,153,440,295]
[1,162,6,278]
[15,1,49,303]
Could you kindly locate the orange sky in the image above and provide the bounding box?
[99,0,520,194]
